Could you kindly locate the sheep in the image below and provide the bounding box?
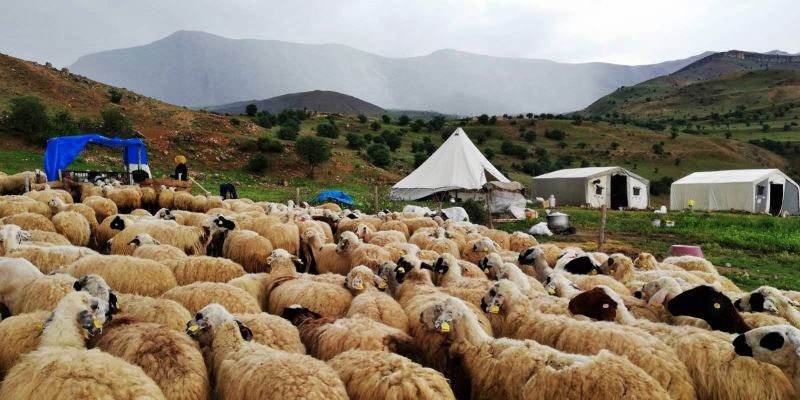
[344,265,409,332]
[186,303,349,400]
[0,292,166,400]
[400,216,438,235]
[355,222,406,246]
[158,186,176,210]
[91,317,209,400]
[2,212,55,232]
[282,305,418,361]
[139,186,158,211]
[24,188,72,205]
[237,216,301,255]
[662,284,752,333]
[482,279,696,400]
[234,312,305,354]
[108,219,206,256]
[130,208,153,217]
[161,256,245,285]
[569,286,797,400]
[415,227,461,256]
[129,233,188,261]
[227,273,270,308]
[0,170,46,195]
[302,229,350,274]
[51,211,91,247]
[0,256,46,314]
[1,224,98,274]
[734,325,800,394]
[0,198,52,218]
[0,311,50,377]
[328,350,455,400]
[337,230,392,272]
[265,249,353,317]
[461,236,501,264]
[161,282,260,314]
[47,197,99,233]
[508,230,537,252]
[379,219,410,239]
[662,255,720,275]
[423,254,492,307]
[103,185,143,213]
[26,229,71,246]
[221,229,273,273]
[418,297,670,400]
[14,273,77,314]
[735,286,800,328]
[480,252,546,296]
[67,255,177,297]
[116,293,192,332]
[82,195,118,223]
[336,216,380,237]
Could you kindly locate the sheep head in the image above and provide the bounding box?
[354,223,370,239]
[480,280,519,315]
[544,272,580,297]
[471,237,499,254]
[186,303,252,345]
[266,248,304,273]
[517,246,544,265]
[479,252,504,277]
[422,255,450,275]
[281,305,322,326]
[639,276,682,307]
[336,231,360,254]
[44,291,106,345]
[0,224,31,245]
[735,286,799,314]
[73,275,118,321]
[154,208,176,220]
[734,325,800,375]
[419,299,459,334]
[633,252,658,270]
[568,286,621,322]
[128,233,160,247]
[345,265,375,293]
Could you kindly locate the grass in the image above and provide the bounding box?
[498,208,800,291]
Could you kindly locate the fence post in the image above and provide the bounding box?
[597,205,607,252]
[295,187,300,205]
[373,186,379,213]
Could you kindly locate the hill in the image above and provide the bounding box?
[68,30,710,115]
[582,51,800,118]
[206,90,386,116]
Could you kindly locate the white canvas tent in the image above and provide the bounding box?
[390,127,511,200]
[532,167,649,209]
[670,169,800,215]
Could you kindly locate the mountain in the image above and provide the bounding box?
[581,50,800,117]
[206,90,386,116]
[69,31,711,115]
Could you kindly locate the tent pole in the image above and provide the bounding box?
[485,189,493,229]
[597,205,607,252]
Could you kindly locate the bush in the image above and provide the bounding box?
[357,114,368,123]
[108,88,123,104]
[501,140,528,159]
[610,142,620,150]
[277,122,299,140]
[398,115,410,126]
[256,137,284,153]
[245,103,257,117]
[484,147,495,160]
[476,133,487,144]
[429,116,446,131]
[381,131,402,151]
[295,136,331,178]
[461,199,487,225]
[367,144,391,168]
[8,96,48,137]
[246,154,271,173]
[316,122,339,139]
[652,142,664,155]
[544,129,566,140]
[414,153,428,167]
[229,118,241,126]
[650,176,674,196]
[523,131,536,142]
[48,110,77,138]
[254,112,274,128]
[370,121,381,131]
[100,108,132,136]
[381,114,391,124]
[477,114,490,124]
[346,133,367,149]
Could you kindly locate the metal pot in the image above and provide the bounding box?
[546,212,570,231]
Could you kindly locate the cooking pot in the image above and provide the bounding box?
[546,212,570,231]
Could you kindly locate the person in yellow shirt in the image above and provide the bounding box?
[172,155,188,181]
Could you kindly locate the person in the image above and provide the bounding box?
[172,155,188,181]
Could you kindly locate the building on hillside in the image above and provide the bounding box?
[532,167,649,209]
[670,169,800,215]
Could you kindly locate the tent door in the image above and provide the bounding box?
[610,175,628,209]
[769,183,784,215]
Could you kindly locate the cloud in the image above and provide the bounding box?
[0,0,797,67]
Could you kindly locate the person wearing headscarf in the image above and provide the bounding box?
[172,155,188,181]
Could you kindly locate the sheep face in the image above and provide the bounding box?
[544,273,580,296]
[376,261,397,291]
[128,233,160,247]
[336,232,359,254]
[394,257,415,283]
[266,249,304,272]
[633,253,658,270]
[423,256,450,275]
[479,282,507,314]
[669,285,751,334]
[109,216,127,231]
[734,287,799,313]
[73,275,118,321]
[471,237,497,253]
[600,254,630,276]
[186,303,252,345]
[568,287,619,322]
[354,224,370,239]
[734,325,800,372]
[517,246,544,265]
[419,300,456,334]
[154,208,176,220]
[0,224,31,245]
[345,266,373,292]
[479,253,503,276]
[50,291,106,338]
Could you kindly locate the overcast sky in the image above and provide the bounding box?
[0,0,797,67]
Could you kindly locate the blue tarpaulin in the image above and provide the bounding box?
[313,190,354,206]
[43,134,149,181]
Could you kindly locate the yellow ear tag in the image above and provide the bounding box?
[602,303,610,309]
[713,303,721,309]
[397,267,405,273]
[378,280,387,289]
[590,270,597,275]
[483,268,490,274]
[92,317,103,329]
[439,322,450,333]
[355,283,364,290]
[483,247,489,252]
[547,288,556,295]
[489,305,500,314]
[187,324,199,333]
[35,322,44,331]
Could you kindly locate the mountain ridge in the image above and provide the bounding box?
[205,90,386,116]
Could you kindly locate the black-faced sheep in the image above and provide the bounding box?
[734,325,800,394]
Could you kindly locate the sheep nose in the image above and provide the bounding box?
[634,291,643,299]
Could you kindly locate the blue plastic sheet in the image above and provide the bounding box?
[313,190,354,206]
[43,134,148,181]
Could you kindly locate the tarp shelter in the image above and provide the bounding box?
[533,167,649,209]
[43,134,150,181]
[313,190,354,206]
[670,169,800,215]
[390,127,510,200]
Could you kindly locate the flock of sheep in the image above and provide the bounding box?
[0,169,799,400]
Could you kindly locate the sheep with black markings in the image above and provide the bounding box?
[344,265,408,332]
[233,312,305,354]
[735,286,800,328]
[129,233,188,261]
[734,325,800,394]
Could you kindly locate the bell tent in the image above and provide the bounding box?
[532,166,649,209]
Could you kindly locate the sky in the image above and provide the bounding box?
[0,0,797,68]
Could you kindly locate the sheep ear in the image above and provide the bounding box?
[73,280,83,291]
[235,320,253,341]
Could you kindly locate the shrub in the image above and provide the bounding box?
[484,147,495,160]
[346,133,367,149]
[489,116,497,124]
[229,118,241,125]
[429,116,446,131]
[108,88,123,104]
[652,142,664,155]
[370,121,381,131]
[610,142,620,150]
[544,129,566,140]
[256,137,284,153]
[477,114,490,124]
[409,121,422,132]
[316,122,339,139]
[381,114,391,124]
[277,121,299,140]
[476,133,487,144]
[398,115,410,126]
[461,199,487,225]
[295,136,331,178]
[357,114,368,123]
[381,131,402,151]
[8,96,48,136]
[534,147,548,157]
[101,108,132,136]
[414,153,428,167]
[254,112,274,128]
[367,144,391,168]
[48,110,77,138]
[650,176,674,196]
[246,154,271,173]
[523,131,536,142]
[558,141,568,149]
[372,135,386,145]
[245,103,257,117]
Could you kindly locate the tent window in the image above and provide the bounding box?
[757,185,766,196]
[594,185,604,195]
[633,187,641,196]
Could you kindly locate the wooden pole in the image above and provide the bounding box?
[188,177,211,196]
[485,190,494,229]
[597,204,608,252]
[373,186,379,213]
[295,187,301,205]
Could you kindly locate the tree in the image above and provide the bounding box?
[108,88,123,104]
[381,114,391,124]
[8,96,48,136]
[652,142,665,155]
[484,147,495,160]
[489,116,497,124]
[544,129,565,140]
[523,131,536,143]
[48,110,77,137]
[382,131,402,151]
[367,144,391,168]
[429,116,446,131]
[357,114,368,123]
[254,111,274,128]
[316,122,339,139]
[246,154,271,173]
[245,104,258,117]
[413,153,428,167]
[526,113,534,118]
[398,115,411,126]
[409,121,422,133]
[277,120,300,140]
[477,114,490,124]
[346,133,367,149]
[370,121,381,131]
[100,108,132,136]
[295,136,331,178]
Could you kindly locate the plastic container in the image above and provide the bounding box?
[548,195,556,208]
